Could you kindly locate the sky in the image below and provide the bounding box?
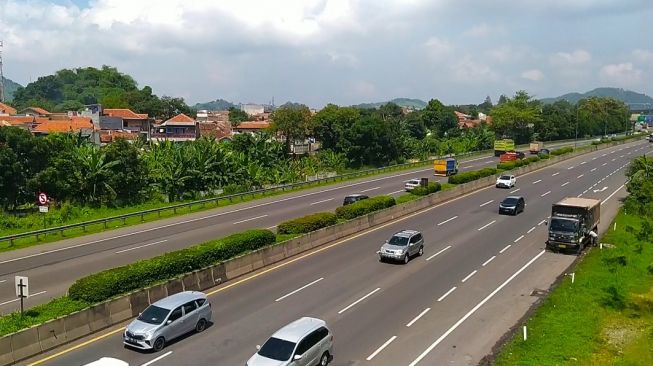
[1,0,653,108]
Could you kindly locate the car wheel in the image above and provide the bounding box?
[152,337,165,352]
[195,318,207,333]
[403,253,410,264]
[320,351,330,366]
[379,256,385,263]
[418,246,424,256]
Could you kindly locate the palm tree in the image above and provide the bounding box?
[74,144,119,205]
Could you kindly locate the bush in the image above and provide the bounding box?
[335,196,396,220]
[448,168,497,184]
[539,153,550,160]
[551,146,574,156]
[526,156,540,164]
[410,182,442,196]
[68,229,276,303]
[0,296,89,337]
[277,212,337,234]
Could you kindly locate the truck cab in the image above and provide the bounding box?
[546,197,600,254]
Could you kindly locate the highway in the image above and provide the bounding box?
[0,138,592,313]
[21,139,651,366]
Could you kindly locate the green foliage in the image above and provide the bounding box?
[0,296,89,337]
[277,212,337,234]
[270,105,313,154]
[448,167,498,184]
[550,146,574,155]
[410,182,442,196]
[490,90,542,144]
[68,229,276,303]
[228,107,250,127]
[625,156,653,217]
[335,196,396,220]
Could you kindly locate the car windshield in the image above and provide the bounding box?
[388,235,409,246]
[499,176,511,180]
[258,337,296,361]
[502,198,519,205]
[137,305,169,325]
[550,218,578,233]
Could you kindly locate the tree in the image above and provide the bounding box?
[343,115,400,167]
[228,107,250,127]
[159,96,194,121]
[538,100,575,141]
[104,139,149,206]
[490,91,541,144]
[313,104,360,152]
[270,105,313,155]
[421,99,458,138]
[75,144,119,206]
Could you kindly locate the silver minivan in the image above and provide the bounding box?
[123,291,212,352]
[247,317,333,366]
[378,230,424,264]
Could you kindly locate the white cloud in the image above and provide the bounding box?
[550,49,592,65]
[633,49,653,63]
[599,62,642,85]
[521,69,544,81]
[423,36,452,60]
[450,56,498,82]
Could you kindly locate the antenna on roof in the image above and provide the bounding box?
[0,40,5,103]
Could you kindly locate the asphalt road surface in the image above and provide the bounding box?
[0,139,595,313]
[20,139,652,366]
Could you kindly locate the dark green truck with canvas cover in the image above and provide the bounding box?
[546,197,600,254]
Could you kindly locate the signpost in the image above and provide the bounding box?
[38,192,48,229]
[15,276,29,315]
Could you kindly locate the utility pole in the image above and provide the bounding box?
[0,40,5,103]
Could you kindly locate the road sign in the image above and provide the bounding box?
[15,276,29,298]
[37,192,48,205]
[39,205,49,213]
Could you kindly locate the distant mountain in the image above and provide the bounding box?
[541,88,653,110]
[2,77,22,102]
[193,98,236,111]
[352,98,428,110]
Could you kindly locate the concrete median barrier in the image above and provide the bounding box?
[10,327,41,362]
[88,303,111,332]
[108,296,132,324]
[196,268,215,291]
[63,309,91,341]
[166,278,184,295]
[0,335,13,366]
[224,254,253,280]
[261,244,286,266]
[37,318,67,352]
[212,264,226,285]
[129,290,150,317]
[181,273,200,292]
[147,284,168,303]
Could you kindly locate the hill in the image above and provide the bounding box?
[193,98,236,111]
[541,87,653,110]
[352,98,427,110]
[2,77,22,102]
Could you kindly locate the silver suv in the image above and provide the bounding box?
[247,317,333,366]
[124,291,212,352]
[378,230,424,264]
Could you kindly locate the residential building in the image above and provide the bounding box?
[20,107,51,117]
[241,104,265,116]
[0,101,16,115]
[31,116,95,138]
[150,113,198,142]
[455,110,491,129]
[232,121,270,135]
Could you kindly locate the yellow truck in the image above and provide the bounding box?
[434,158,458,176]
[494,139,515,156]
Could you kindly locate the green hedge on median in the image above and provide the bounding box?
[551,146,574,155]
[448,167,498,184]
[410,182,442,196]
[68,229,276,303]
[335,196,396,220]
[277,212,337,234]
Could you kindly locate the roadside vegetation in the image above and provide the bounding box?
[494,155,653,365]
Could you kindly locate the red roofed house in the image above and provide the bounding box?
[20,107,51,117]
[232,121,270,135]
[150,113,198,142]
[0,102,17,116]
[31,116,95,136]
[102,108,149,133]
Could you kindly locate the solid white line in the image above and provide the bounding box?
[437,286,457,302]
[532,179,542,184]
[541,191,551,197]
[577,174,584,178]
[275,278,324,302]
[538,219,546,226]
[461,270,477,283]
[338,288,381,314]
[426,245,451,261]
[477,220,496,231]
[551,172,560,176]
[561,182,570,187]
[310,198,334,205]
[510,188,521,193]
[115,240,167,254]
[527,227,536,234]
[437,216,458,226]
[388,190,405,195]
[590,168,597,172]
[361,186,381,193]
[482,256,496,267]
[499,245,511,254]
[406,308,431,327]
[233,214,268,225]
[408,250,546,366]
[140,351,173,366]
[366,336,397,361]
[602,184,626,204]
[479,200,494,207]
[514,235,524,243]
[0,290,47,306]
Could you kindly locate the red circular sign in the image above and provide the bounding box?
[38,192,48,205]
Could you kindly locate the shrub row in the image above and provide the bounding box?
[551,146,574,156]
[497,156,541,170]
[68,229,276,303]
[410,182,442,196]
[277,212,337,234]
[335,196,396,220]
[448,167,498,184]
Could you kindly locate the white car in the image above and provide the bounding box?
[83,358,129,366]
[496,175,516,188]
[405,179,421,191]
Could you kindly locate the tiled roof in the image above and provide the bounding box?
[164,113,195,124]
[198,121,232,140]
[99,130,140,143]
[28,107,51,115]
[0,116,35,125]
[0,102,17,115]
[32,118,94,133]
[234,121,270,130]
[103,109,148,119]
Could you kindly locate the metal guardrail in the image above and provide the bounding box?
[0,136,612,245]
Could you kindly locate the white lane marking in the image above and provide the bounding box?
[568,166,574,170]
[527,227,536,234]
[233,214,268,225]
[310,198,334,205]
[140,351,173,366]
[406,308,431,327]
[437,216,458,226]
[612,158,617,161]
[602,162,608,166]
[602,184,626,204]
[437,286,457,302]
[590,168,597,172]
[466,165,474,168]
[477,220,496,231]
[499,245,511,254]
[408,250,546,366]
[580,161,587,165]
[361,186,381,193]
[482,256,496,267]
[0,280,6,284]
[510,188,520,193]
[583,189,588,194]
[338,288,381,314]
[479,200,494,207]
[620,155,625,158]
[275,278,324,302]
[266,225,277,230]
[538,219,546,226]
[0,290,47,306]
[577,174,584,178]
[541,191,551,197]
[561,182,570,187]
[461,270,477,283]
[366,336,397,361]
[551,172,560,176]
[592,157,597,160]
[426,246,452,261]
[532,179,542,184]
[115,240,168,254]
[514,235,524,243]
[388,189,405,195]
